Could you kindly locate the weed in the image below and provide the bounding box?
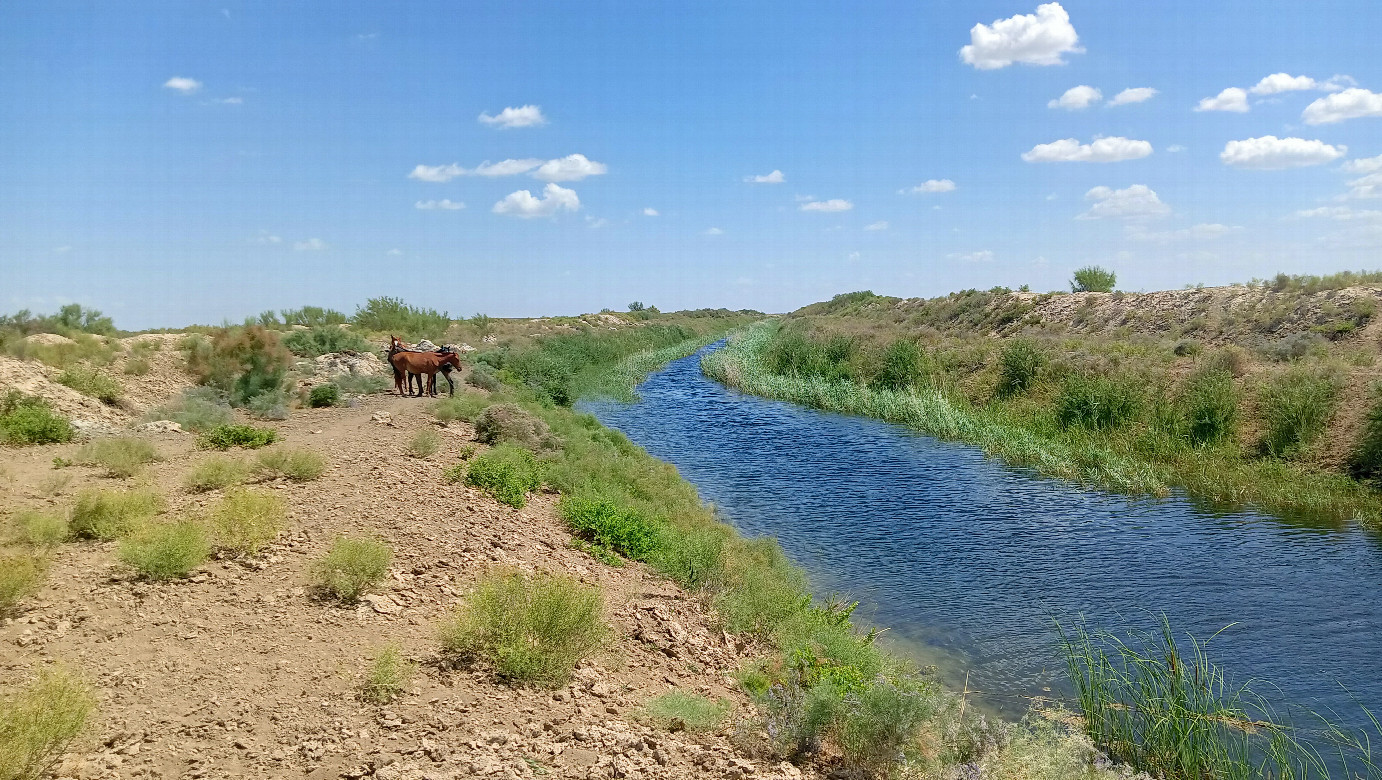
[438,569,607,687]
[1071,266,1116,293]
[245,388,290,420]
[462,444,542,508]
[407,429,439,458]
[636,692,729,733]
[184,457,250,493]
[1201,347,1249,378]
[122,357,151,376]
[0,393,73,446]
[313,536,391,602]
[360,644,415,704]
[474,404,559,451]
[253,448,326,481]
[76,437,159,478]
[69,488,162,540]
[11,510,67,547]
[54,367,121,404]
[558,493,662,561]
[197,424,277,450]
[118,521,210,580]
[1259,367,1340,458]
[997,339,1045,397]
[0,552,47,614]
[467,362,503,392]
[206,488,285,556]
[0,667,95,780]
[430,393,490,423]
[145,387,233,433]
[308,384,340,408]
[1180,369,1238,447]
[1349,385,1382,482]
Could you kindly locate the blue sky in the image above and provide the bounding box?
[2,1,1380,329]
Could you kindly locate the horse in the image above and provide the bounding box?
[386,336,424,396]
[388,336,462,397]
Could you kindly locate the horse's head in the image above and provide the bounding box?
[443,352,463,369]
[388,335,405,352]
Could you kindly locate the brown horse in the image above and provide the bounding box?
[387,336,423,396]
[388,336,462,397]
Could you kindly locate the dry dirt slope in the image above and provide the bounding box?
[0,394,807,780]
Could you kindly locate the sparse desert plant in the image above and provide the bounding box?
[145,387,234,433]
[0,393,73,446]
[1055,375,1140,431]
[253,448,326,481]
[11,510,67,547]
[1201,346,1249,378]
[197,424,277,450]
[183,325,293,408]
[636,692,730,733]
[183,457,250,493]
[459,444,542,508]
[466,362,503,392]
[474,404,559,451]
[1258,367,1340,458]
[360,644,415,704]
[68,488,162,540]
[407,429,440,458]
[997,339,1046,397]
[1071,266,1116,293]
[438,569,607,687]
[1180,369,1238,447]
[245,388,290,420]
[117,521,210,580]
[312,536,391,602]
[0,552,47,614]
[308,384,341,408]
[54,367,121,404]
[834,677,937,775]
[0,667,96,780]
[206,488,285,556]
[122,356,151,376]
[429,392,489,423]
[76,437,159,478]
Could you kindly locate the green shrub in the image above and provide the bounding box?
[253,448,326,481]
[430,393,490,423]
[997,339,1046,397]
[466,362,503,392]
[0,393,73,445]
[558,493,662,561]
[871,338,924,391]
[313,536,391,602]
[10,510,68,547]
[245,388,290,420]
[334,374,392,395]
[76,437,159,478]
[69,488,162,540]
[0,552,47,614]
[54,367,121,404]
[0,667,95,780]
[1071,266,1116,293]
[1055,375,1140,431]
[438,569,607,687]
[183,457,250,492]
[474,404,559,451]
[1258,367,1340,458]
[197,424,277,450]
[461,444,542,508]
[350,297,451,341]
[635,692,729,733]
[145,387,234,432]
[206,488,285,556]
[360,644,415,704]
[1348,386,1382,482]
[1201,346,1249,378]
[834,677,937,775]
[308,384,341,408]
[183,326,293,408]
[407,429,440,458]
[282,326,371,358]
[279,306,348,328]
[117,521,210,580]
[1180,369,1238,447]
[122,357,151,376]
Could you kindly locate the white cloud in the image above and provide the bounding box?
[586,217,609,229]
[864,221,889,231]
[474,159,543,177]
[1109,87,1158,106]
[642,208,659,216]
[1343,155,1382,174]
[163,76,202,94]
[1294,206,1382,221]
[745,170,785,184]
[408,163,466,182]
[1166,145,1186,153]
[532,153,607,182]
[1302,88,1382,125]
[1249,73,1335,95]
[900,179,957,194]
[415,199,465,210]
[704,227,724,235]
[960,3,1082,70]
[947,250,994,263]
[1195,87,1249,113]
[1022,137,1153,163]
[478,104,546,129]
[293,238,328,251]
[793,194,816,202]
[799,199,854,212]
[491,183,580,218]
[1128,223,1241,242]
[253,231,281,245]
[209,97,243,105]
[1048,85,1101,110]
[1078,185,1170,220]
[1345,171,1382,200]
[1220,136,1346,169]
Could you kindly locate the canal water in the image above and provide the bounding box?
[580,344,1382,735]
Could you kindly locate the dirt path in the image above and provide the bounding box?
[1,394,804,780]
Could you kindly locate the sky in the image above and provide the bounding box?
[2,1,1381,329]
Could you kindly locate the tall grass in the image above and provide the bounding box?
[1259,367,1341,458]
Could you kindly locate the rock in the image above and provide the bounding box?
[413,340,439,351]
[363,594,402,615]
[315,351,387,379]
[371,411,393,425]
[69,419,121,439]
[138,420,184,434]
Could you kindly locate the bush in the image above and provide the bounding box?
[407,429,440,458]
[439,569,607,687]
[460,444,542,508]
[474,404,559,451]
[183,326,293,408]
[871,338,924,391]
[55,367,121,404]
[253,448,326,481]
[1262,332,1328,363]
[11,510,68,547]
[1180,369,1238,447]
[282,326,370,358]
[350,297,451,341]
[834,678,937,775]
[997,339,1046,397]
[313,536,391,602]
[76,437,159,478]
[1258,367,1340,458]
[1055,375,1140,431]
[636,692,729,733]
[0,393,73,445]
[308,384,341,408]
[0,668,95,780]
[197,424,277,450]
[466,362,503,392]
[69,488,162,540]
[334,374,392,396]
[122,357,151,376]
[1071,266,1116,293]
[1349,386,1382,482]
[1201,346,1249,378]
[558,494,662,561]
[145,387,233,432]
[245,388,290,420]
[360,644,415,704]
[279,306,348,328]
[430,393,489,423]
[207,488,285,556]
[183,457,250,492]
[0,552,47,614]
[118,521,210,580]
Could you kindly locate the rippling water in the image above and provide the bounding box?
[581,344,1382,730]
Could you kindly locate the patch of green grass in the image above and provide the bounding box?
[1258,366,1340,458]
[54,367,121,404]
[635,692,730,733]
[1055,374,1140,431]
[197,424,277,450]
[0,552,47,615]
[558,493,662,561]
[76,437,159,478]
[308,384,340,408]
[312,536,391,602]
[69,488,162,540]
[407,429,440,458]
[461,444,542,508]
[253,448,326,481]
[438,569,607,687]
[0,393,73,446]
[360,644,415,704]
[9,510,67,547]
[0,667,95,780]
[1348,385,1382,482]
[183,457,250,493]
[206,488,285,556]
[117,521,210,580]
[475,404,559,451]
[429,392,491,423]
[997,339,1045,397]
[282,326,371,358]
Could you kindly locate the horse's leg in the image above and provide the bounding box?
[427,370,438,397]
[411,372,423,397]
[444,370,455,397]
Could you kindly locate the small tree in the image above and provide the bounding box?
[1071,266,1117,293]
[627,302,646,312]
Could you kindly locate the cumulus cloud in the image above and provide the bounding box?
[1077,185,1170,220]
[1220,136,1346,169]
[947,250,994,263]
[745,170,785,184]
[163,76,202,94]
[1343,155,1382,174]
[642,208,659,216]
[1302,88,1382,125]
[1048,85,1101,110]
[900,179,957,194]
[532,153,607,182]
[478,105,546,128]
[1346,171,1382,200]
[1250,73,1331,95]
[408,163,466,183]
[293,238,328,251]
[415,199,465,210]
[1109,87,1158,106]
[1022,137,1153,163]
[1128,223,1241,242]
[491,183,580,218]
[474,159,543,177]
[799,199,853,212]
[1166,145,1186,153]
[960,3,1082,70]
[864,221,889,231]
[1294,206,1382,221]
[1195,87,1249,113]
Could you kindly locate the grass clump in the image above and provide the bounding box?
[466,362,503,392]
[0,393,73,446]
[997,339,1045,397]
[206,488,285,556]
[122,356,151,376]
[636,692,729,733]
[439,569,607,687]
[308,384,341,408]
[9,510,68,547]
[68,488,162,540]
[1348,385,1382,482]
[197,424,277,450]
[117,521,210,580]
[558,493,662,561]
[145,387,234,432]
[312,536,391,602]
[245,388,290,420]
[430,392,490,423]
[76,437,159,478]
[1055,374,1140,431]
[407,429,440,458]
[460,444,542,508]
[333,374,391,396]
[474,404,559,451]
[183,457,250,492]
[0,667,96,780]
[253,448,326,481]
[360,644,415,704]
[1258,367,1340,458]
[1178,369,1238,447]
[0,552,48,615]
[54,367,121,404]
